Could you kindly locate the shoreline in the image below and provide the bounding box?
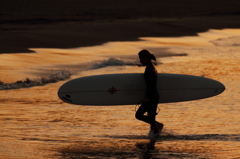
[1,15,240,54]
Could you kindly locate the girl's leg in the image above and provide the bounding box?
[135,100,162,135]
[135,102,149,123]
[147,100,158,134]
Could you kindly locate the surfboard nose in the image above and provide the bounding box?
[215,81,225,95]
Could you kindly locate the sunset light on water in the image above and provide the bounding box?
[1,28,240,158]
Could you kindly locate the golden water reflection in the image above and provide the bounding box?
[1,29,240,158]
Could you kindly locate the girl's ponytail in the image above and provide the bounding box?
[150,54,156,61]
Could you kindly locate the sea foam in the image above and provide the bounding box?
[0,70,72,90]
[91,58,139,69]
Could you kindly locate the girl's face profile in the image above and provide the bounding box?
[139,55,148,65]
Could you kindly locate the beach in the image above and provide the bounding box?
[1,1,240,158]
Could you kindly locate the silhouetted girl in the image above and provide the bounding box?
[136,50,163,138]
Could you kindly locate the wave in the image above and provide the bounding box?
[0,70,72,90]
[91,58,139,69]
[0,58,160,90]
[210,36,240,46]
[91,57,160,69]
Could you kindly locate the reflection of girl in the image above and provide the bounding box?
[136,50,164,138]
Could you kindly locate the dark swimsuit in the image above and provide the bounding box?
[135,62,159,132]
[144,62,159,101]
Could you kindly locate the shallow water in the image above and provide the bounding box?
[1,29,240,158]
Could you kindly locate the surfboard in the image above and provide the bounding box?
[58,73,225,105]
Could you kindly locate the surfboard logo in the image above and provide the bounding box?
[108,86,118,94]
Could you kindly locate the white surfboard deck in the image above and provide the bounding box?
[58,73,225,105]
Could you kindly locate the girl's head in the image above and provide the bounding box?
[138,50,156,65]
